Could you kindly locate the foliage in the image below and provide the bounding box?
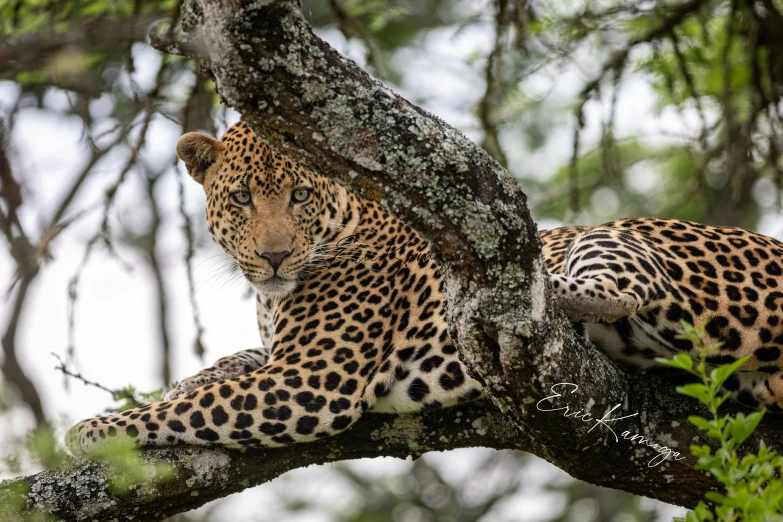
[658,323,783,522]
[89,438,175,494]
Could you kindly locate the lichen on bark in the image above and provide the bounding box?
[0,405,516,521]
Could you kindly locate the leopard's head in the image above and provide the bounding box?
[177,121,348,295]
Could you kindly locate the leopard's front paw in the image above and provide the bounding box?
[66,421,88,456]
[66,418,131,456]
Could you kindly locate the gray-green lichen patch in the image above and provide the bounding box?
[27,461,116,520]
[177,448,231,488]
[528,258,547,322]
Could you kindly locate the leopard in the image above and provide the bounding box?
[66,120,483,454]
[66,120,783,455]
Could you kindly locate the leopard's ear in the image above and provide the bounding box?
[176,132,223,184]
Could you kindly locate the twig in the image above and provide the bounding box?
[0,120,46,426]
[569,94,588,214]
[147,32,205,60]
[569,0,708,215]
[600,65,624,184]
[327,0,388,80]
[577,0,708,104]
[66,56,168,363]
[142,171,174,386]
[667,28,713,219]
[53,354,146,410]
[177,80,208,361]
[477,0,511,168]
[3,274,46,426]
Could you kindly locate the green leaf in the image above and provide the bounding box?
[688,416,712,431]
[677,383,710,404]
[658,353,694,371]
[690,444,712,457]
[704,491,730,505]
[729,411,765,446]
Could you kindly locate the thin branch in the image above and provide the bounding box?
[477,0,510,168]
[0,14,166,75]
[52,353,144,409]
[176,76,210,360]
[1,273,46,426]
[65,61,166,363]
[327,0,388,80]
[667,28,712,219]
[147,31,205,59]
[569,0,708,215]
[600,65,623,185]
[577,0,708,103]
[0,120,45,426]
[568,95,588,214]
[142,172,174,386]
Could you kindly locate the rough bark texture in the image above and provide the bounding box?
[0,403,520,521]
[5,0,783,519]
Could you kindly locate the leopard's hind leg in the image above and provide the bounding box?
[549,227,670,323]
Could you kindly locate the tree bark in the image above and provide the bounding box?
[0,403,520,521]
[5,0,783,518]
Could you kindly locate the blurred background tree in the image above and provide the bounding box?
[1,0,782,520]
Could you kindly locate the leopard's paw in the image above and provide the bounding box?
[65,418,131,456]
[65,421,88,456]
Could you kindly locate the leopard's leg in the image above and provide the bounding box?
[67,357,365,455]
[164,348,270,400]
[256,293,274,350]
[549,227,668,323]
[551,274,643,323]
[726,370,783,413]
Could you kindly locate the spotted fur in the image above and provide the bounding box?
[542,220,783,411]
[66,122,482,454]
[67,124,783,455]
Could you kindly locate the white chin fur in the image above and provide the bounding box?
[253,277,298,295]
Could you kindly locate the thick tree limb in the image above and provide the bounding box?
[4,378,783,520]
[6,0,783,518]
[0,403,518,521]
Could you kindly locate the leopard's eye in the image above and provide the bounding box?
[231,190,252,205]
[292,188,311,203]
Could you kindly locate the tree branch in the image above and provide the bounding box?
[6,0,780,517]
[0,14,165,75]
[0,402,518,521]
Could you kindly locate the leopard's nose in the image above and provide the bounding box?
[258,250,291,273]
